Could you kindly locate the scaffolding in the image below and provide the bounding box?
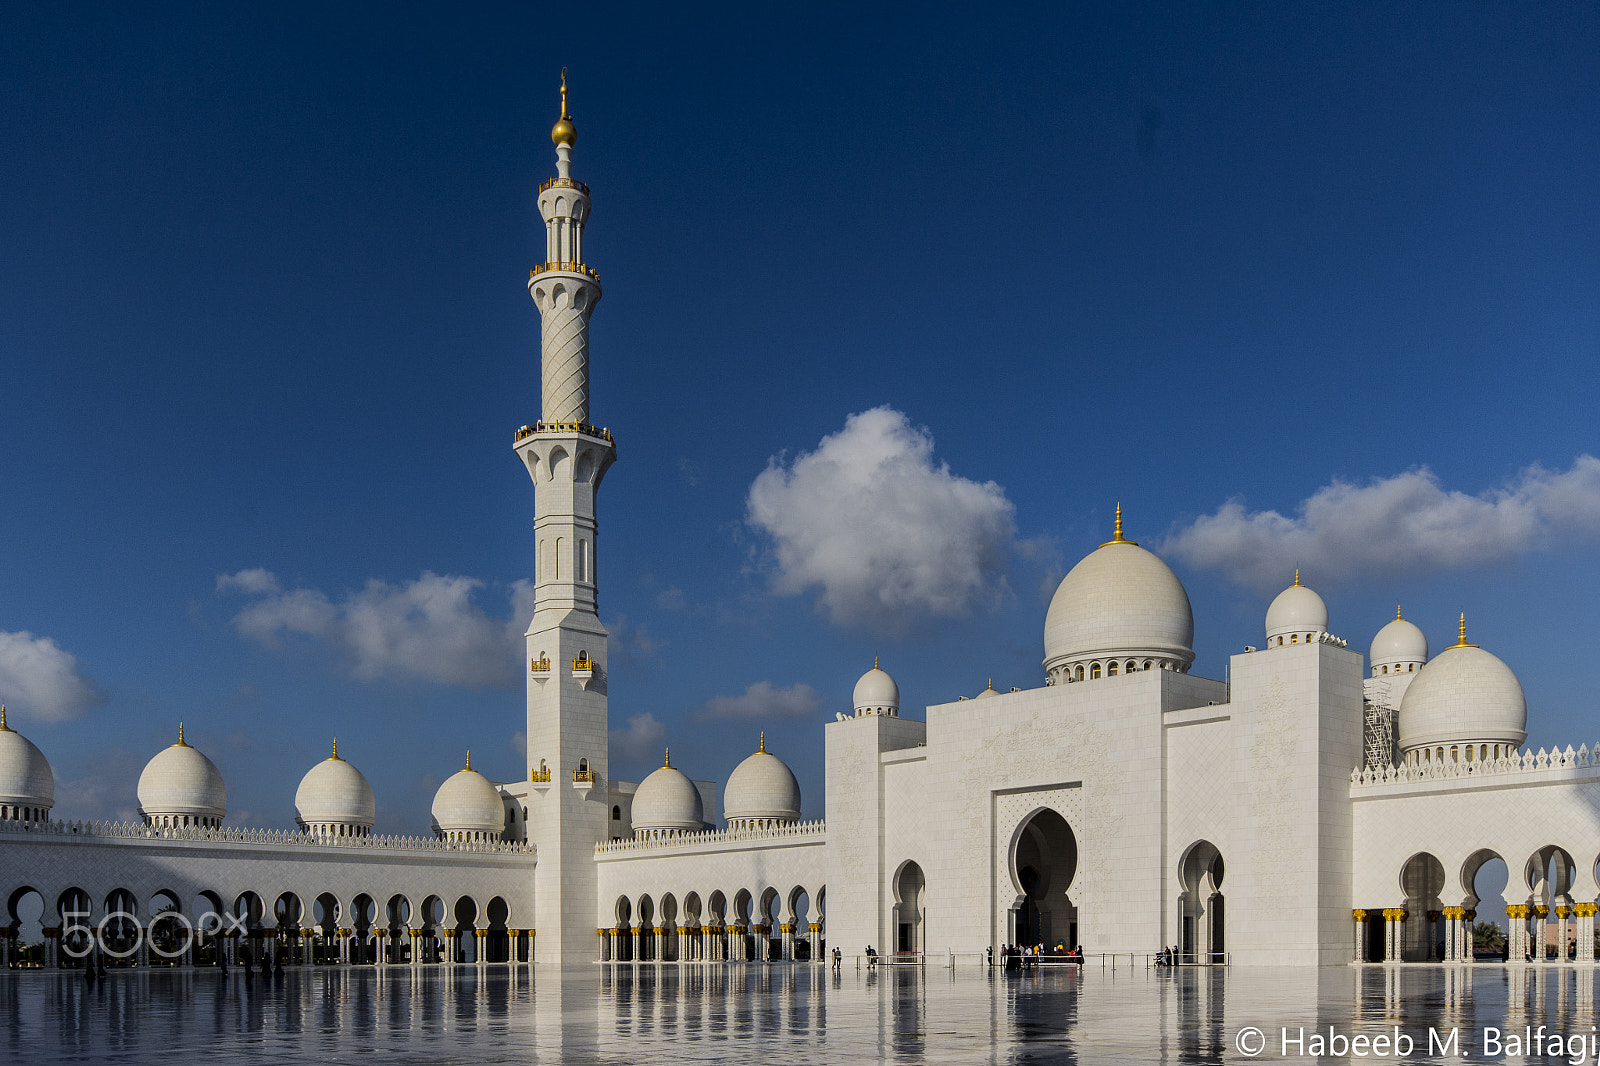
[1363,681,1397,769]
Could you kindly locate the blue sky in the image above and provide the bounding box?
[2,4,1598,837]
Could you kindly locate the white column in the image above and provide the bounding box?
[809,922,822,962]
[1534,907,1548,961]
[608,928,620,961]
[630,925,641,961]
[1353,911,1368,962]
[781,924,795,961]
[1558,909,1571,962]
[1464,910,1476,964]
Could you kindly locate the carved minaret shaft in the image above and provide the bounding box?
[514,72,615,963]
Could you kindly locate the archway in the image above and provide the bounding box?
[486,896,510,963]
[7,888,45,969]
[1527,846,1577,960]
[893,862,925,955]
[659,894,678,961]
[1178,840,1225,963]
[614,896,633,961]
[1399,852,1445,961]
[1009,808,1077,950]
[453,896,478,963]
[637,895,655,961]
[386,895,411,964]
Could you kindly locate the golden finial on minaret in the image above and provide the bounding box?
[758,732,766,753]
[1453,612,1477,648]
[1101,503,1139,547]
[663,747,671,768]
[551,67,576,147]
[176,722,187,747]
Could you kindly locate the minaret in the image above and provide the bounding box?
[515,70,616,963]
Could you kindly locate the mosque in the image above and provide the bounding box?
[5,81,1600,972]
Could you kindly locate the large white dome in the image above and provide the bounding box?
[724,740,801,827]
[0,709,54,816]
[853,663,899,717]
[295,743,376,834]
[137,726,227,827]
[1398,622,1526,755]
[1265,575,1328,643]
[1371,609,1428,669]
[632,757,704,834]
[431,757,505,840]
[1042,511,1194,681]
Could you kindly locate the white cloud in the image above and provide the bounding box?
[216,568,282,595]
[225,571,528,688]
[1163,455,1600,590]
[0,630,106,723]
[609,712,667,763]
[692,681,821,722]
[746,406,1018,632]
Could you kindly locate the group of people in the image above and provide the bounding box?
[1154,946,1181,966]
[995,943,1084,971]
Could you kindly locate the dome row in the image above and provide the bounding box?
[630,737,804,838]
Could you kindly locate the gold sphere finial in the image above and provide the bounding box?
[331,738,341,761]
[758,732,766,753]
[0,706,8,732]
[1453,612,1478,648]
[464,750,472,772]
[1396,604,1403,620]
[176,722,187,747]
[663,747,671,768]
[551,67,577,147]
[1294,568,1301,587]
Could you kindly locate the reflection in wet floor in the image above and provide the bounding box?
[1,962,1594,1064]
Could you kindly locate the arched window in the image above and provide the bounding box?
[578,758,589,773]
[1090,664,1101,680]
[612,805,621,821]
[1074,666,1084,681]
[1289,634,1298,644]
[1108,662,1119,676]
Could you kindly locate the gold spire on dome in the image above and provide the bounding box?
[1396,604,1403,620]
[874,656,879,670]
[663,747,671,768]
[175,723,188,747]
[1453,613,1478,649]
[464,750,472,772]
[1294,568,1301,587]
[330,739,341,762]
[0,706,8,732]
[551,67,577,147]
[758,732,766,753]
[1100,503,1139,547]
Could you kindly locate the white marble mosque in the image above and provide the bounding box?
[5,78,1600,972]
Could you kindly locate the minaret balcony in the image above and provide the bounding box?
[572,768,595,791]
[571,653,596,689]
[538,176,590,196]
[529,260,600,282]
[513,421,614,446]
[529,656,552,683]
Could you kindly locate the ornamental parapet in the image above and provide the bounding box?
[538,176,591,197]
[514,421,615,445]
[1352,743,1600,788]
[529,260,600,282]
[0,817,533,855]
[594,819,826,856]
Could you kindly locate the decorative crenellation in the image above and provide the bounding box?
[0,817,533,854]
[514,421,614,445]
[1352,743,1600,787]
[594,819,825,856]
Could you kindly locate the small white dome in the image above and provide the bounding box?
[137,726,227,825]
[431,757,505,838]
[0,709,54,812]
[295,743,376,833]
[1042,510,1194,680]
[1265,574,1328,641]
[973,681,999,699]
[1398,621,1526,753]
[724,740,801,825]
[1370,610,1428,668]
[632,757,704,833]
[853,663,900,716]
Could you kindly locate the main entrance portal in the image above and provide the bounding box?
[1010,808,1078,949]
